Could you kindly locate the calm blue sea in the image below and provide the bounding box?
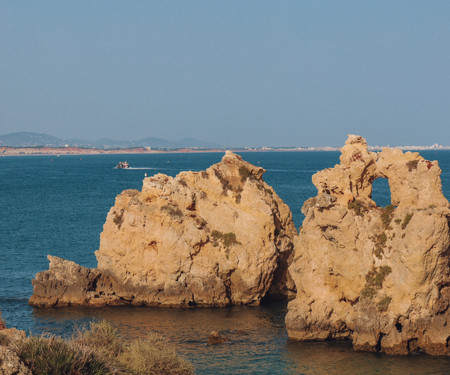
[1,151,449,374]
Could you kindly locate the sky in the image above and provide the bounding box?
[1,1,449,147]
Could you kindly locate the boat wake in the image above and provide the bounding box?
[122,167,157,170]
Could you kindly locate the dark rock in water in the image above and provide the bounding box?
[207,331,230,346]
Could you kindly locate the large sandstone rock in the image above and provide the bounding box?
[30,151,297,307]
[286,135,450,355]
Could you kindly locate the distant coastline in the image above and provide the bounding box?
[2,144,450,156]
[1,132,449,155]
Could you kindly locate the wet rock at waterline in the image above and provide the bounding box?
[30,151,297,308]
[286,135,450,355]
[207,331,230,346]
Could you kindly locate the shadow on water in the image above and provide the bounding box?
[31,303,450,375]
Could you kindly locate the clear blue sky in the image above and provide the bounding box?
[1,1,449,147]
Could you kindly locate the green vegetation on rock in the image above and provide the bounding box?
[377,296,392,312]
[348,199,366,216]
[380,205,395,229]
[372,232,387,259]
[361,266,392,299]
[210,230,241,248]
[401,213,413,229]
[238,166,252,182]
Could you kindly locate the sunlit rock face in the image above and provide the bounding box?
[30,152,297,308]
[286,135,450,356]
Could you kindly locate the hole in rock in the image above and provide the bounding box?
[375,333,385,352]
[371,177,392,208]
[395,322,403,333]
[407,338,422,353]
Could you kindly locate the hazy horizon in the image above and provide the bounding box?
[1,1,449,147]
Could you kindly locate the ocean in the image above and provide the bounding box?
[1,151,449,374]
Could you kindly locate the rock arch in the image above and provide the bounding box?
[286,134,450,355]
[370,177,391,208]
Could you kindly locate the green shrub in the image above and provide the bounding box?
[238,166,252,182]
[210,230,240,248]
[213,169,232,194]
[373,232,387,259]
[406,160,419,172]
[118,333,194,375]
[348,199,366,216]
[113,209,125,229]
[264,188,273,196]
[361,266,392,299]
[377,296,392,312]
[161,205,183,220]
[401,213,413,229]
[380,205,395,229]
[17,335,110,375]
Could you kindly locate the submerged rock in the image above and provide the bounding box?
[30,152,296,308]
[286,135,450,355]
[207,331,230,345]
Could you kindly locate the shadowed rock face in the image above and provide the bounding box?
[30,151,297,308]
[286,135,450,356]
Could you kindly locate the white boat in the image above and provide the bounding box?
[115,161,130,169]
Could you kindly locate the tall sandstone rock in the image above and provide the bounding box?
[30,151,297,307]
[286,135,450,355]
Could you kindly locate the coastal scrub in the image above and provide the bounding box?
[1,320,194,375]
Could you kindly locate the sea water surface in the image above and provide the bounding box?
[1,151,449,374]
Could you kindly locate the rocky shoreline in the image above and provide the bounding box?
[29,135,449,356]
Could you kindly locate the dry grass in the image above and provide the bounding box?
[5,320,194,375]
[17,335,110,375]
[0,311,6,330]
[72,320,123,360]
[118,333,194,375]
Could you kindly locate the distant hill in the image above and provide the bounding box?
[0,132,223,149]
[0,132,65,147]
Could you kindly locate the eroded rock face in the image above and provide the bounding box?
[30,151,297,307]
[286,135,450,355]
[0,346,32,375]
[0,327,31,375]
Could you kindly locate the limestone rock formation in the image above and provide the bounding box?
[0,346,32,375]
[30,151,297,307]
[286,135,450,355]
[0,326,31,375]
